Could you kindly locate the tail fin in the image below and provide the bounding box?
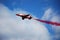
[26,14,30,16]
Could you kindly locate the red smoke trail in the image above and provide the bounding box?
[35,19,60,26]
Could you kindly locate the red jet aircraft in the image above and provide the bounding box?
[16,14,32,20]
[16,13,60,26]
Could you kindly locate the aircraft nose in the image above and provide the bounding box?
[16,14,18,15]
[16,14,19,16]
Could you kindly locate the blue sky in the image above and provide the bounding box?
[0,0,60,40]
[0,0,59,18]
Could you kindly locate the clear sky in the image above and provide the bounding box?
[0,0,60,40]
[0,0,60,18]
